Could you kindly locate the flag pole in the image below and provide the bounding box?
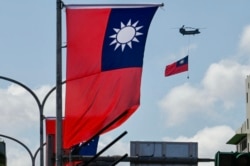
[56,0,63,165]
[66,3,164,7]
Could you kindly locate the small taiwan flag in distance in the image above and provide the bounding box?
[165,55,188,77]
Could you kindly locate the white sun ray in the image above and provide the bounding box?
[109,19,144,52]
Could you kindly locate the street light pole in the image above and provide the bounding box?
[0,2,65,165]
[0,76,66,166]
[56,0,63,166]
[0,134,36,166]
[0,76,44,166]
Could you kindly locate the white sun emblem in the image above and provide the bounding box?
[109,19,143,51]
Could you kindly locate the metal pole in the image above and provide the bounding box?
[56,0,63,165]
[39,105,44,166]
[82,131,128,166]
[0,76,44,166]
[64,156,214,164]
[66,3,164,7]
[0,134,35,166]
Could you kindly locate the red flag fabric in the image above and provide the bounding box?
[64,5,158,148]
[165,55,188,77]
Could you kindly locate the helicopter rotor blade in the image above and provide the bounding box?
[184,26,196,29]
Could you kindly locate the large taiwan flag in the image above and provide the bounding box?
[64,4,159,149]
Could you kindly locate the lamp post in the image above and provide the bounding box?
[56,0,63,165]
[0,134,46,166]
[0,76,63,166]
[0,1,64,165]
[0,76,45,166]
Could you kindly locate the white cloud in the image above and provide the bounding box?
[0,84,56,125]
[0,85,38,129]
[163,125,236,166]
[100,125,235,166]
[0,84,56,166]
[158,83,215,127]
[98,135,129,166]
[239,25,250,55]
[98,135,129,155]
[202,59,250,109]
[159,24,250,127]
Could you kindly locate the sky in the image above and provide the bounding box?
[0,0,250,166]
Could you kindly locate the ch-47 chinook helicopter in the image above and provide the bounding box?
[179,25,200,35]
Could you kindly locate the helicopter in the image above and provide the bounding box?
[179,25,200,35]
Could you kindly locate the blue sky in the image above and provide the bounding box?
[0,0,250,165]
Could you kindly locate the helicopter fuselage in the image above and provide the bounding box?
[179,28,200,35]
